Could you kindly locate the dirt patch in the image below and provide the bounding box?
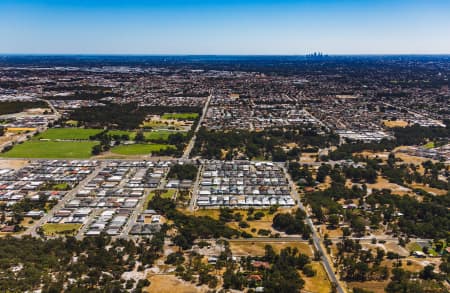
[383,242,409,257]
[367,176,411,195]
[0,159,29,169]
[348,280,388,293]
[383,120,409,128]
[409,183,447,196]
[145,274,210,293]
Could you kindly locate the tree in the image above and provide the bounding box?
[328,214,340,227]
[91,145,102,155]
[135,131,145,142]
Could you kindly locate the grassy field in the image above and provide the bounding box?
[108,130,135,139]
[423,141,435,149]
[110,143,175,155]
[35,128,103,140]
[184,209,276,221]
[1,141,98,158]
[229,241,313,256]
[144,189,176,210]
[161,113,199,120]
[108,130,185,141]
[42,223,81,236]
[144,130,186,141]
[407,242,423,252]
[51,182,70,190]
[301,262,332,293]
[348,281,388,293]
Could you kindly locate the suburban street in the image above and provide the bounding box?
[182,93,212,159]
[282,163,346,293]
[25,161,105,238]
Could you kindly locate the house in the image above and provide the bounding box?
[251,260,270,269]
[1,225,15,232]
[247,274,263,282]
[412,251,426,258]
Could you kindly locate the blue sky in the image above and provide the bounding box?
[1,0,450,54]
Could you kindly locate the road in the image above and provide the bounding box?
[42,98,61,120]
[182,93,212,159]
[281,163,346,293]
[120,168,152,238]
[25,161,105,238]
[188,163,204,211]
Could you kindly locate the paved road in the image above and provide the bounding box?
[281,163,346,293]
[182,93,212,159]
[42,99,61,120]
[188,163,204,211]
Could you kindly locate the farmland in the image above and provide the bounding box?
[1,140,98,158]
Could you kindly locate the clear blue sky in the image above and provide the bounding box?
[1,0,450,55]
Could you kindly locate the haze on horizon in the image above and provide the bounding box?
[1,0,450,55]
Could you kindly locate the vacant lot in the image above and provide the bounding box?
[367,176,411,195]
[348,280,388,293]
[146,274,210,293]
[161,113,199,120]
[35,128,103,140]
[1,141,98,158]
[42,223,81,236]
[185,209,277,221]
[0,159,28,169]
[229,241,313,256]
[110,143,175,155]
[145,189,176,209]
[383,120,409,128]
[301,262,332,293]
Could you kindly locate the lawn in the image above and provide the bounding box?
[110,143,175,155]
[423,141,435,149]
[35,128,103,140]
[161,113,199,120]
[42,223,81,236]
[51,182,70,190]
[407,242,423,252]
[1,141,98,159]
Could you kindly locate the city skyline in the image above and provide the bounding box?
[2,0,450,55]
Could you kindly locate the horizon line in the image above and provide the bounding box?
[2,53,450,57]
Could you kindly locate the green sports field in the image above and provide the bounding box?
[110,143,175,155]
[35,128,103,140]
[108,130,136,139]
[108,130,185,141]
[161,113,199,120]
[1,141,98,158]
[144,130,186,140]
